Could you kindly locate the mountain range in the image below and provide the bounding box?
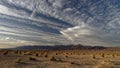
[7,44,120,51]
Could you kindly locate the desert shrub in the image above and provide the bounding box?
[3,51,8,55]
[112,54,115,58]
[50,56,57,61]
[66,53,68,55]
[70,62,75,64]
[35,53,39,57]
[82,53,85,55]
[14,58,22,63]
[29,57,37,61]
[45,54,48,58]
[14,50,19,54]
[92,55,96,59]
[56,53,58,55]
[23,52,32,55]
[66,55,68,58]
[41,52,48,57]
[101,53,105,58]
[116,54,120,56]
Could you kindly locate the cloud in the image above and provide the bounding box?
[0,0,120,48]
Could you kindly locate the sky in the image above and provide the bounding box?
[0,0,120,48]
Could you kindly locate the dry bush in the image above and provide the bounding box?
[116,54,120,56]
[50,56,57,61]
[112,54,115,58]
[66,53,69,55]
[29,57,37,61]
[14,58,22,63]
[3,51,8,55]
[82,53,85,55]
[66,55,68,58]
[35,53,39,57]
[14,50,19,54]
[101,53,105,58]
[23,52,32,55]
[44,54,48,58]
[56,53,58,55]
[92,55,96,59]
[70,62,75,64]
[50,56,63,62]
[40,52,48,57]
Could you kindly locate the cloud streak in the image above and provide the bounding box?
[0,0,120,48]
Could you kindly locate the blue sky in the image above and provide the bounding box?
[0,0,120,48]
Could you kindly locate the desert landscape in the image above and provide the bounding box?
[0,46,120,68]
[0,0,120,68]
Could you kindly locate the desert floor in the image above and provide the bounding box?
[0,50,120,68]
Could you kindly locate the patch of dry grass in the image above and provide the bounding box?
[14,58,22,63]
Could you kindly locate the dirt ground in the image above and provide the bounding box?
[0,50,120,68]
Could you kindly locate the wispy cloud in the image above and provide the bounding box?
[0,0,120,48]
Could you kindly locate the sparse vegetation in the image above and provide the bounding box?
[112,54,115,58]
[56,53,58,55]
[50,56,57,61]
[35,53,39,57]
[70,62,75,64]
[29,57,37,61]
[23,52,32,55]
[0,49,120,68]
[45,54,48,58]
[14,51,18,54]
[3,51,8,55]
[101,53,105,58]
[65,55,68,58]
[92,55,96,59]
[14,58,22,63]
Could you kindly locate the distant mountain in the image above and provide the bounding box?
[8,44,108,50]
